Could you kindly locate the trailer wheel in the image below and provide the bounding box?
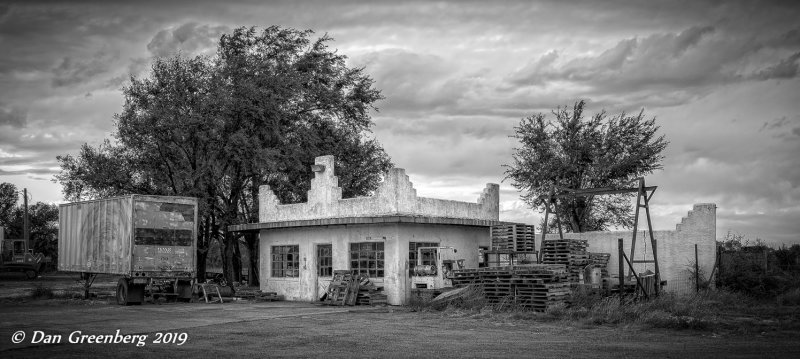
[116,279,129,306]
[176,280,192,302]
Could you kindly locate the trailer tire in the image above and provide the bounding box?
[176,280,192,302]
[116,279,144,305]
[116,279,129,306]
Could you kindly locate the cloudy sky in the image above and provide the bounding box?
[1,0,798,245]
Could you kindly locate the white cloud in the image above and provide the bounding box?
[146,22,230,58]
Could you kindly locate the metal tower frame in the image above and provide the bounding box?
[538,177,660,296]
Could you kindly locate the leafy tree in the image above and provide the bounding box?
[505,100,668,232]
[55,26,392,285]
[0,182,17,226]
[0,183,59,265]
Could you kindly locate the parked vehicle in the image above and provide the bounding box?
[0,227,44,279]
[58,195,198,305]
[411,246,464,291]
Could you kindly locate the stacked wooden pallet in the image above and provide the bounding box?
[541,239,589,282]
[324,270,359,306]
[356,277,387,306]
[450,264,570,312]
[325,270,387,306]
[491,224,535,252]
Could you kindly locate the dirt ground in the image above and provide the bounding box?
[1,273,799,358]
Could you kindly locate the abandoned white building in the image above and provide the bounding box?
[230,155,500,305]
[229,155,718,304]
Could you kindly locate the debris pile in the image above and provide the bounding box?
[491,224,535,252]
[233,288,283,302]
[324,270,386,306]
[451,264,570,312]
[541,239,589,282]
[588,252,611,277]
[356,277,388,306]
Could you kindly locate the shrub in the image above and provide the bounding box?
[777,288,800,306]
[29,285,54,299]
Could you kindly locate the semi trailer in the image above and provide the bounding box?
[58,195,198,305]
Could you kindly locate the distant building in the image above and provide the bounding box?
[230,155,500,305]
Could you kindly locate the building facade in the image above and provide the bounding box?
[232,155,500,305]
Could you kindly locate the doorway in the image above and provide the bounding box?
[315,244,333,300]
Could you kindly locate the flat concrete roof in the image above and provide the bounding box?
[228,215,506,232]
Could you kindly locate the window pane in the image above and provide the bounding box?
[349,241,384,278]
[272,245,299,277]
[317,244,332,277]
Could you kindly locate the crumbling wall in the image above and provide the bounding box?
[259,155,500,222]
[538,204,716,292]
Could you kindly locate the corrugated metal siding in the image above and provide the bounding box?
[58,196,134,275]
[58,195,197,276]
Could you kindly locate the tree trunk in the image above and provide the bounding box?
[233,235,243,283]
[221,232,233,285]
[196,249,207,282]
[245,232,259,286]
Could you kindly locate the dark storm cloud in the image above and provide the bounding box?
[760,116,791,132]
[505,25,799,109]
[753,52,800,80]
[354,49,466,113]
[0,5,145,75]
[147,22,230,58]
[52,48,119,87]
[0,105,27,128]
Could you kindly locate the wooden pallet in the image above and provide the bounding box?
[450,265,571,311]
[325,271,387,306]
[491,224,536,252]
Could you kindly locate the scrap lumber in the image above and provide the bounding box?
[233,287,284,302]
[587,252,611,281]
[451,264,570,312]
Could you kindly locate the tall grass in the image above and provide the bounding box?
[412,286,798,332]
[548,293,715,329]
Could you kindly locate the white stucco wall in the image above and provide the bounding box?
[259,223,489,305]
[538,203,716,291]
[258,155,500,222]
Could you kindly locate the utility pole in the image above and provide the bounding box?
[23,188,30,251]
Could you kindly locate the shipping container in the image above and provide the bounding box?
[58,195,198,305]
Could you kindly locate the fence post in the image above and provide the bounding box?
[716,245,722,287]
[695,244,700,293]
[618,238,624,295]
